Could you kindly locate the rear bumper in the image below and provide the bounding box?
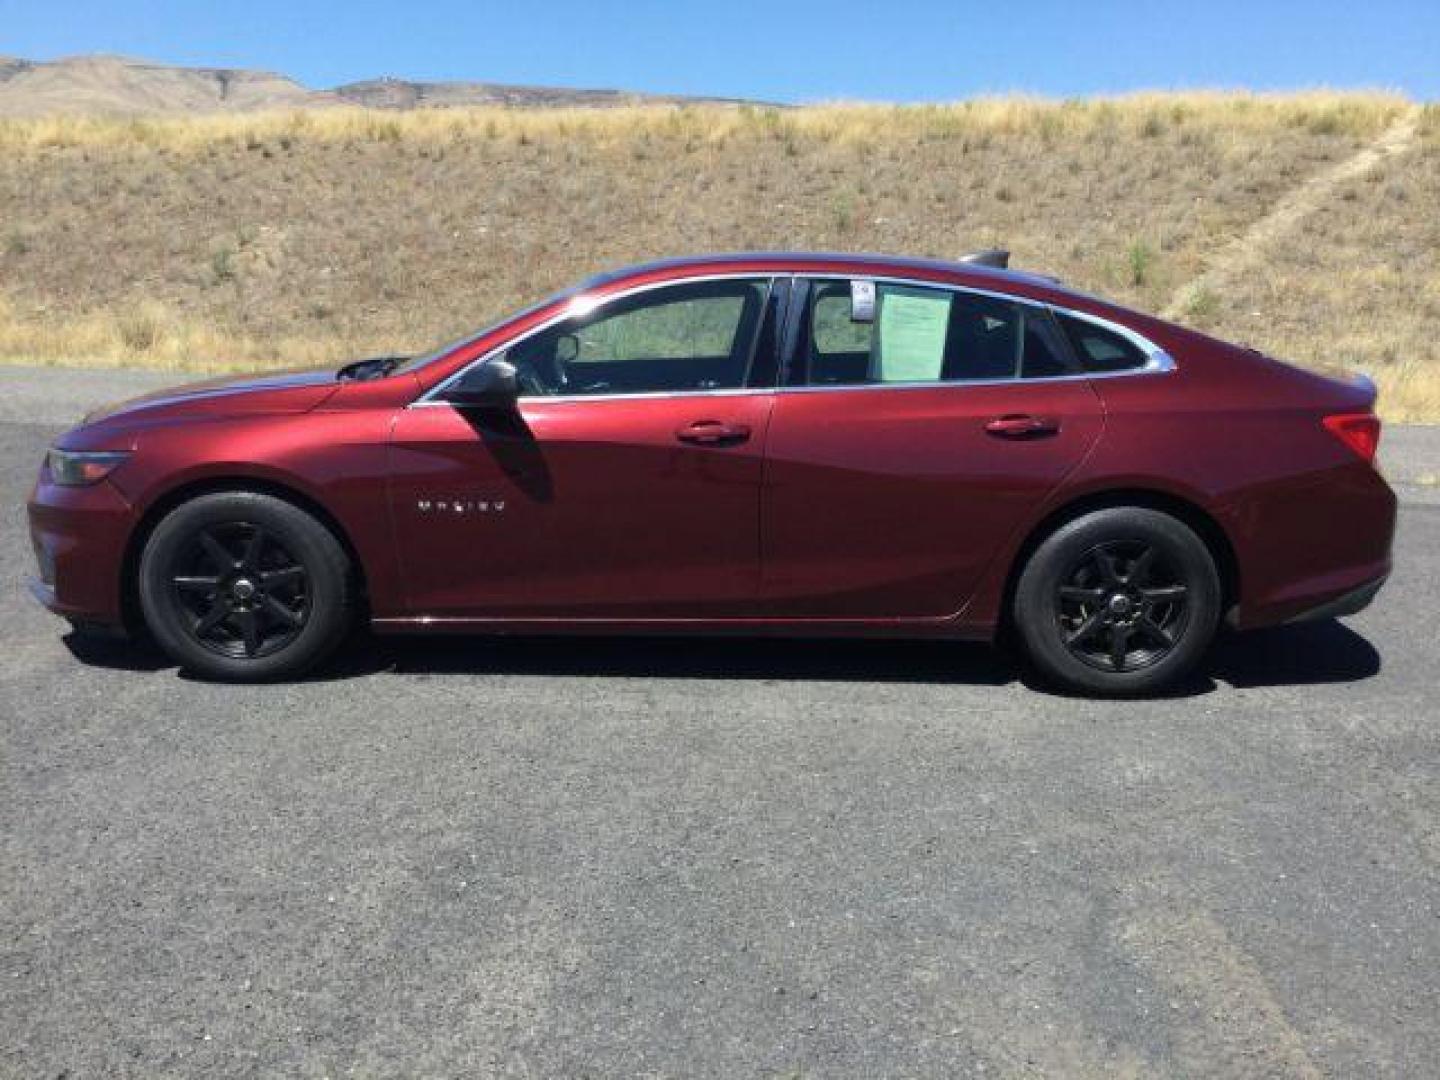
[1229,551,1393,631]
[1226,461,1396,631]
[1282,571,1388,625]
[26,476,136,627]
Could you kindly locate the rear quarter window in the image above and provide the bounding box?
[1057,313,1150,374]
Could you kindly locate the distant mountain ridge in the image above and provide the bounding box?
[0,54,755,116]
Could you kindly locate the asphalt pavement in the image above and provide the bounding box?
[2,365,1437,1077]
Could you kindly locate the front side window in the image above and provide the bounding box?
[499,278,773,397]
[794,280,1075,387]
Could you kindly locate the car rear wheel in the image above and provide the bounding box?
[138,491,354,681]
[1013,507,1221,697]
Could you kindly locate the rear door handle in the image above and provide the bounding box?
[984,414,1060,438]
[676,420,751,446]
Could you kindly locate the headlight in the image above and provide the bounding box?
[46,449,131,486]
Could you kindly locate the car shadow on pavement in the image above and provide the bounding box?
[340,633,1022,686]
[61,630,171,672]
[1033,619,1383,699]
[331,617,1381,694]
[62,617,1381,695]
[1203,619,1381,688]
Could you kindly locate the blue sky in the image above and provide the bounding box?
[3,0,1437,102]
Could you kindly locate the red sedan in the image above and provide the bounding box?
[27,252,1395,694]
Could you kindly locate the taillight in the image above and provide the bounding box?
[1322,413,1381,463]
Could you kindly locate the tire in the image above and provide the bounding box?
[1013,507,1221,697]
[138,491,354,681]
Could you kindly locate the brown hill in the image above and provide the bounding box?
[0,54,752,117]
[0,55,332,116]
[333,77,747,109]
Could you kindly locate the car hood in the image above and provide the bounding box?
[81,367,342,426]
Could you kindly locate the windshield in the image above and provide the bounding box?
[390,282,587,376]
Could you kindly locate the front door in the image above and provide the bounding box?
[389,277,782,618]
[760,277,1105,619]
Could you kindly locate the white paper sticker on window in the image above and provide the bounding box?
[850,279,876,322]
[874,287,952,382]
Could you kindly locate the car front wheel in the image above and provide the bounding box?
[138,491,354,681]
[1013,507,1222,697]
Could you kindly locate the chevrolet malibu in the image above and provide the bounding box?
[27,252,1395,695]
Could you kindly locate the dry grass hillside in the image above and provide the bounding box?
[1,93,1436,418]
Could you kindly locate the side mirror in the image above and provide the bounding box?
[443,360,519,409]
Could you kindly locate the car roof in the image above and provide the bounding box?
[581,251,1076,297]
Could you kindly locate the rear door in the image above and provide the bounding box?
[389,277,784,618]
[760,277,1105,618]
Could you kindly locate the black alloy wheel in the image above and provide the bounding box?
[1013,507,1221,697]
[1056,540,1190,673]
[138,491,354,681]
[170,522,311,659]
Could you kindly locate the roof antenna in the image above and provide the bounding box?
[959,249,1010,269]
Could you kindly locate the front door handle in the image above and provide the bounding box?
[676,420,751,446]
[984,414,1060,439]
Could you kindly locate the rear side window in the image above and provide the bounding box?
[812,289,873,357]
[796,280,1075,386]
[1056,313,1150,374]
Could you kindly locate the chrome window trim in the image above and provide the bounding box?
[412,270,1175,408]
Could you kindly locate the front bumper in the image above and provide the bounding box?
[26,474,136,627]
[26,574,57,610]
